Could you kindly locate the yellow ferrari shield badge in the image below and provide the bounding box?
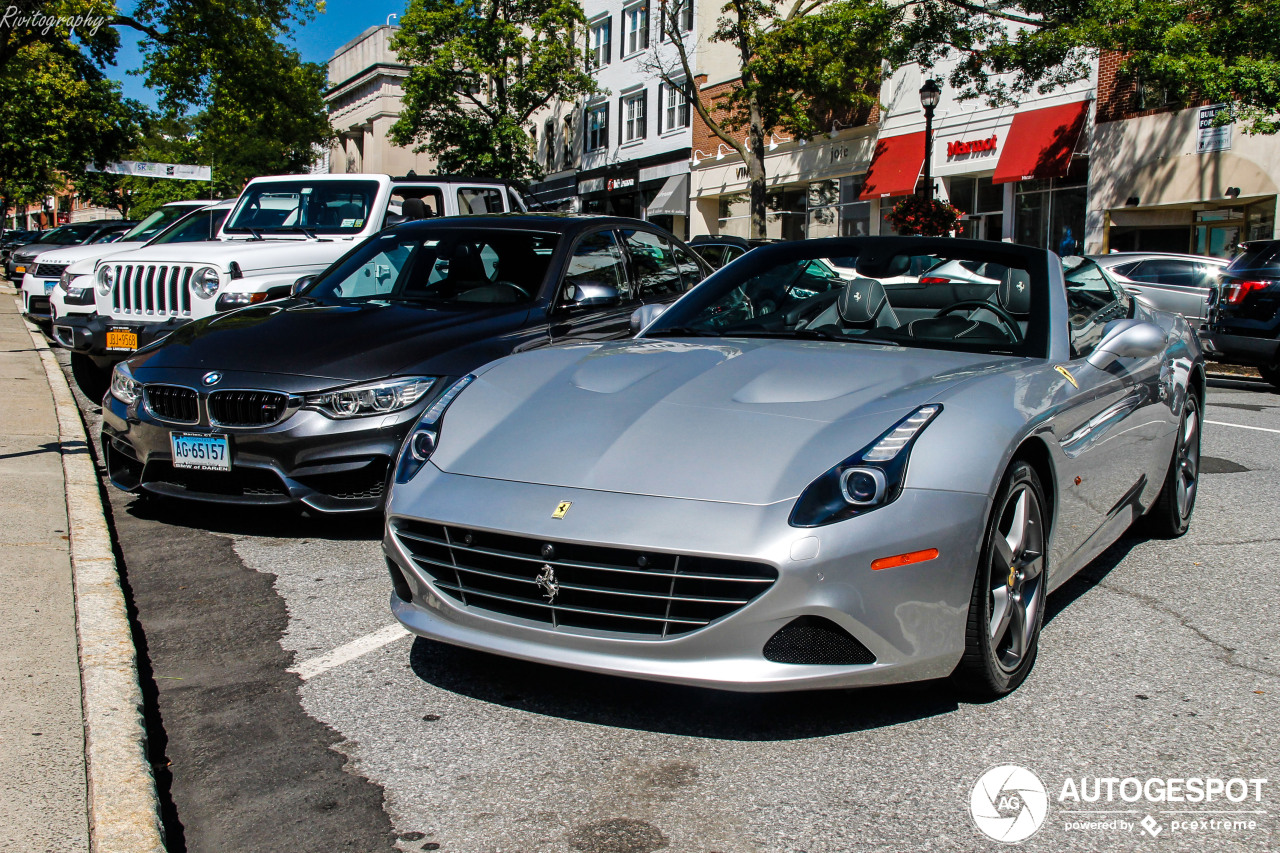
[552,501,572,519]
[1054,365,1079,388]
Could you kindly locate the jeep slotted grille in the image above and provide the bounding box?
[110,263,194,316]
[391,520,777,637]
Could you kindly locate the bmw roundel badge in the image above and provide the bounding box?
[202,371,223,386]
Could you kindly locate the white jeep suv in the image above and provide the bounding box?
[58,173,526,396]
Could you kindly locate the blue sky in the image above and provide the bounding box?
[110,0,405,108]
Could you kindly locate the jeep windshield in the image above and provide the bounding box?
[304,228,559,306]
[643,238,1054,358]
[223,180,379,236]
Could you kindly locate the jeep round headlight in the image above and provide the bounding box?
[191,266,220,298]
[96,265,116,295]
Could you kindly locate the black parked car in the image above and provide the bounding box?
[101,214,711,512]
[687,234,775,269]
[1208,240,1280,388]
[6,220,136,279]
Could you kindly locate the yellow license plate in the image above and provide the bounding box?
[105,328,138,351]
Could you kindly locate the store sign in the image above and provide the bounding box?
[1197,104,1232,154]
[947,135,998,157]
[607,177,636,192]
[578,178,606,194]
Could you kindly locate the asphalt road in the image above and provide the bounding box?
[63,355,1280,853]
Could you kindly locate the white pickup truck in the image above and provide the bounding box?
[58,173,527,396]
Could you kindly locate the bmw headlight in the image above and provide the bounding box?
[109,362,141,405]
[305,376,436,419]
[395,374,474,484]
[790,404,942,528]
[191,266,221,298]
[96,264,116,295]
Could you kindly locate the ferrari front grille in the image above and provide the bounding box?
[391,520,777,637]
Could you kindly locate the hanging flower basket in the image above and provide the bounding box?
[888,196,964,236]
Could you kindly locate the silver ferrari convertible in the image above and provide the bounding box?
[383,237,1204,698]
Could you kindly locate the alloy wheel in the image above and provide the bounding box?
[988,485,1045,673]
[1175,399,1200,520]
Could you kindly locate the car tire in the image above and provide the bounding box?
[1260,362,1280,390]
[952,460,1048,700]
[1142,393,1201,539]
[70,352,109,402]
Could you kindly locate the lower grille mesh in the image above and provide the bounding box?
[392,520,777,637]
[763,616,876,665]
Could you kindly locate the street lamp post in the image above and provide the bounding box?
[919,79,941,199]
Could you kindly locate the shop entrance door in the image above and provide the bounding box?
[1196,223,1241,258]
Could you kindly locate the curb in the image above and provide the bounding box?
[14,299,167,853]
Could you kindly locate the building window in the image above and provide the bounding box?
[563,116,576,167]
[660,0,693,39]
[659,82,690,132]
[622,91,647,144]
[624,2,649,56]
[1015,164,1088,254]
[543,118,556,168]
[588,17,612,69]
[585,104,610,152]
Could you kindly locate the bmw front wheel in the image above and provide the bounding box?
[953,461,1048,699]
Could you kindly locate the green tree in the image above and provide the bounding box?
[0,41,143,217]
[390,0,600,181]
[653,0,894,238]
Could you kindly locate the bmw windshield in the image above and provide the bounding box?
[643,237,1055,358]
[304,228,560,306]
[224,180,380,236]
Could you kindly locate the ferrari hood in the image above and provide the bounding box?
[430,338,1018,505]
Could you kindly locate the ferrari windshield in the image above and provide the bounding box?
[224,180,379,235]
[305,228,560,306]
[644,239,1052,358]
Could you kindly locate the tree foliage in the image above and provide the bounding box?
[391,0,601,181]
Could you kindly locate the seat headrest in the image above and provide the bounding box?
[838,277,889,324]
[401,198,428,220]
[998,268,1032,316]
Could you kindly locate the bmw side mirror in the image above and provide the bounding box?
[291,275,316,297]
[564,281,620,308]
[630,303,667,333]
[1086,320,1165,370]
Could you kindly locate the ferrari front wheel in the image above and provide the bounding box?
[953,461,1048,700]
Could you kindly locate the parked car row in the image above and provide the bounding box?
[0,172,1219,702]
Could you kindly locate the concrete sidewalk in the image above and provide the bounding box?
[0,281,89,851]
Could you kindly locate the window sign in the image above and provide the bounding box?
[1197,104,1232,154]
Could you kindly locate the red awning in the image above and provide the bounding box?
[991,101,1090,185]
[858,131,926,200]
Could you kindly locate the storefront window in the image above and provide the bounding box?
[948,176,1004,240]
[1015,173,1087,253]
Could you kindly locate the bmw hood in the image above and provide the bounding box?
[430,338,1019,506]
[128,300,529,385]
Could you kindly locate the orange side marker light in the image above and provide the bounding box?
[871,548,940,571]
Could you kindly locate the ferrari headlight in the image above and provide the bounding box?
[109,362,141,405]
[790,404,941,528]
[395,374,474,484]
[305,376,436,419]
[96,264,117,295]
[191,266,221,298]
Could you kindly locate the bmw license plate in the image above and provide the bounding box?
[170,433,231,471]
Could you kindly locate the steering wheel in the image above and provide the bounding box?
[490,280,530,299]
[934,299,1023,343]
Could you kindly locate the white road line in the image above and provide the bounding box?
[289,624,411,681]
[1206,419,1280,435]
